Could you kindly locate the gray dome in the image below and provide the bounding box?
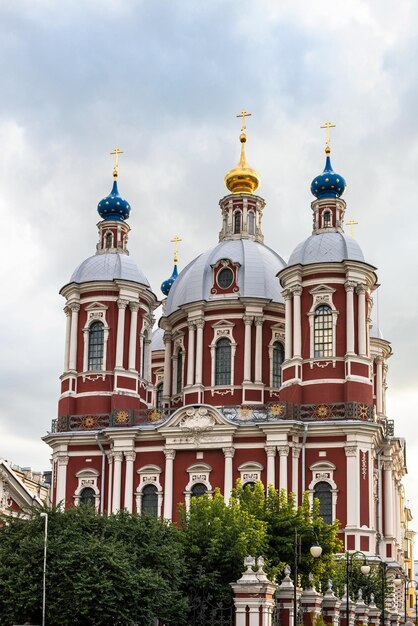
[165,239,286,315]
[152,327,164,351]
[70,253,150,287]
[288,232,365,266]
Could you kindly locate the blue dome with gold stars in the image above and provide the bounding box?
[311,156,346,199]
[97,180,131,222]
[161,264,179,296]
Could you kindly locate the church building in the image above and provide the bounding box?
[44,116,409,567]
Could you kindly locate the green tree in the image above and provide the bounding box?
[0,506,188,626]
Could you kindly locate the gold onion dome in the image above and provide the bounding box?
[224,130,260,194]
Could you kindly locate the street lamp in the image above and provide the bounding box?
[345,552,370,626]
[403,578,417,623]
[39,512,48,626]
[293,529,322,626]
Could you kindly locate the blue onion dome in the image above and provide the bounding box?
[97,180,131,222]
[161,264,178,296]
[311,155,346,199]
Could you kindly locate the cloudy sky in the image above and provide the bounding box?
[2,0,418,514]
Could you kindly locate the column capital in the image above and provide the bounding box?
[292,445,301,458]
[124,450,136,462]
[113,451,124,462]
[106,451,113,464]
[243,315,254,326]
[383,460,393,471]
[117,298,129,310]
[163,331,172,343]
[355,283,367,295]
[265,445,277,458]
[344,445,357,457]
[64,305,71,317]
[164,448,176,460]
[278,445,290,457]
[195,318,205,329]
[291,285,303,297]
[223,447,235,458]
[282,288,293,301]
[375,355,384,363]
[344,280,357,292]
[129,302,140,312]
[57,455,69,466]
[254,316,264,326]
[68,302,80,313]
[187,321,196,331]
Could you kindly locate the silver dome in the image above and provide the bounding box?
[151,327,165,351]
[165,239,286,315]
[70,253,151,287]
[288,232,365,266]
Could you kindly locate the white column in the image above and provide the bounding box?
[345,281,356,355]
[292,445,300,503]
[186,321,195,385]
[162,331,172,399]
[63,306,71,372]
[243,315,253,382]
[356,285,367,357]
[124,451,136,513]
[254,316,263,382]
[265,446,276,489]
[345,445,359,528]
[376,357,383,415]
[55,455,69,508]
[292,286,302,358]
[107,452,113,514]
[112,451,123,513]
[195,319,204,385]
[278,445,289,492]
[68,302,80,371]
[284,290,293,360]
[115,299,128,369]
[383,460,394,538]
[163,449,176,520]
[223,447,235,503]
[128,303,139,371]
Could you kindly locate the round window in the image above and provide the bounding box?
[217,267,234,289]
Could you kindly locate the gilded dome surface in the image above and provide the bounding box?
[70,253,151,286]
[288,232,364,266]
[165,239,286,315]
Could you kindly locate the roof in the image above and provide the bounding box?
[70,252,151,287]
[288,232,365,266]
[151,327,165,351]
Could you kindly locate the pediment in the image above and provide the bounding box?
[309,285,336,296]
[309,460,336,471]
[211,320,235,329]
[85,302,108,311]
[0,462,43,514]
[158,404,236,432]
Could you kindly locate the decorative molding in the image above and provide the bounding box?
[344,445,357,457]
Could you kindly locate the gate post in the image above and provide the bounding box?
[367,594,381,626]
[231,556,277,626]
[300,575,323,626]
[355,589,369,626]
[321,580,342,626]
[276,564,300,626]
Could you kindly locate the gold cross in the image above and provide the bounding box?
[171,235,182,263]
[236,109,252,133]
[110,146,124,178]
[347,219,358,237]
[320,120,336,154]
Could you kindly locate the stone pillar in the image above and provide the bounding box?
[292,445,301,504]
[124,450,136,513]
[345,281,356,355]
[354,589,369,626]
[163,449,176,520]
[223,447,235,503]
[63,305,71,372]
[276,564,299,626]
[162,331,172,400]
[278,445,289,492]
[345,445,359,529]
[107,452,113,514]
[367,595,381,626]
[68,302,80,371]
[195,319,205,386]
[356,285,367,357]
[383,460,394,538]
[186,321,195,385]
[128,303,139,371]
[255,316,263,383]
[112,451,123,513]
[265,446,276,489]
[243,315,253,382]
[321,580,342,626]
[115,298,128,369]
[341,588,356,626]
[376,357,383,415]
[292,286,302,358]
[55,455,69,508]
[231,556,277,626]
[301,580,323,626]
[283,290,293,360]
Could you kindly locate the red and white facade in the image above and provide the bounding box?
[44,138,410,568]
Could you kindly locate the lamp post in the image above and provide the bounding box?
[293,529,322,626]
[379,559,388,626]
[345,552,370,626]
[40,512,48,626]
[404,578,417,623]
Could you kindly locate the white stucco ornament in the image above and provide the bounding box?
[179,407,216,444]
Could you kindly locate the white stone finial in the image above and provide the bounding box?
[256,555,269,582]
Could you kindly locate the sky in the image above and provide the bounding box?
[1,0,418,515]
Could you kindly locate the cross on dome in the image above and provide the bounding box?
[236,109,252,133]
[320,121,336,155]
[110,146,124,179]
[170,235,182,264]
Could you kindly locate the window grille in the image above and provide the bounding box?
[313,481,332,523]
[323,211,331,227]
[176,349,183,394]
[234,211,241,234]
[218,267,233,289]
[191,483,208,498]
[88,322,104,371]
[141,484,158,516]
[314,305,333,358]
[272,342,284,387]
[215,338,231,386]
[79,487,95,506]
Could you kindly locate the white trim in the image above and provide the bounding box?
[184,463,213,509]
[308,461,338,523]
[237,461,263,486]
[74,468,100,511]
[82,306,109,373]
[135,465,163,516]
[210,321,237,388]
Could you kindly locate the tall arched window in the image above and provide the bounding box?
[248,211,255,235]
[105,232,113,248]
[215,338,231,386]
[191,483,208,498]
[176,349,183,394]
[141,484,158,516]
[79,487,96,506]
[323,211,331,228]
[156,383,163,408]
[313,481,332,523]
[314,305,333,358]
[234,211,242,234]
[272,342,284,388]
[88,322,104,371]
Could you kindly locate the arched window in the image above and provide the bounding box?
[191,483,208,498]
[215,338,231,386]
[79,487,96,506]
[323,211,331,228]
[272,342,284,388]
[248,211,255,235]
[105,232,113,248]
[141,484,158,516]
[141,330,148,378]
[314,305,333,358]
[176,349,183,394]
[234,211,242,234]
[88,322,104,371]
[156,383,163,408]
[243,482,256,491]
[313,481,332,523]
